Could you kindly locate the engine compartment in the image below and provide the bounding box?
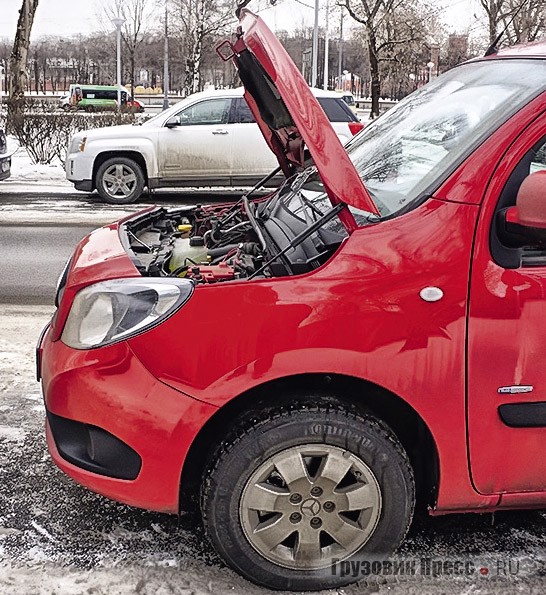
[121,170,356,284]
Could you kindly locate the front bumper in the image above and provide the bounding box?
[38,326,217,513]
[65,152,94,187]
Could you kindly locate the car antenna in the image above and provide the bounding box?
[484,0,531,56]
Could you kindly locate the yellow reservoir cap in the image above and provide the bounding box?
[178,224,193,233]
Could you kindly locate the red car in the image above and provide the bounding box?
[124,97,145,113]
[38,9,546,591]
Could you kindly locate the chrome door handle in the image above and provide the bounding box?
[212,129,228,135]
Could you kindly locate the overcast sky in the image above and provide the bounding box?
[0,0,481,42]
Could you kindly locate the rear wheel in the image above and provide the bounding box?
[95,157,145,204]
[201,402,415,591]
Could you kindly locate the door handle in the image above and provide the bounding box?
[212,129,228,135]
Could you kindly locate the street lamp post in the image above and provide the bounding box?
[323,0,329,90]
[163,0,169,110]
[111,16,125,111]
[337,8,343,90]
[427,61,434,83]
[311,0,319,87]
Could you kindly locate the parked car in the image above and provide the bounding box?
[124,97,145,113]
[339,91,358,114]
[65,86,364,203]
[59,94,70,111]
[38,8,546,592]
[0,128,11,181]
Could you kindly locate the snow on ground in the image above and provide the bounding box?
[0,305,544,594]
[6,136,69,187]
[0,194,143,226]
[0,139,150,225]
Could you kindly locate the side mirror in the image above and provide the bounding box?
[502,171,546,246]
[165,116,182,128]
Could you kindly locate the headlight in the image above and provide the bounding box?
[69,135,86,153]
[61,278,193,349]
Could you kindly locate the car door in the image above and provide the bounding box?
[228,97,279,185]
[467,114,546,495]
[157,97,233,184]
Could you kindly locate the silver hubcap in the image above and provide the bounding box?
[240,444,382,570]
[102,164,137,198]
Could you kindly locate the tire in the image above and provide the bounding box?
[95,157,145,204]
[201,401,415,591]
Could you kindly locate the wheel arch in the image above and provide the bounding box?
[179,373,439,513]
[92,151,149,190]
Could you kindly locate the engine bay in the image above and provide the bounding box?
[121,169,362,284]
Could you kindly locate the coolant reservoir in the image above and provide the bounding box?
[169,238,209,273]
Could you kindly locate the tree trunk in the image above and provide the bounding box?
[33,58,38,94]
[130,51,136,96]
[191,34,202,94]
[489,10,497,44]
[8,0,40,132]
[368,34,380,119]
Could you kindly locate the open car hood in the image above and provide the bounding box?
[217,9,379,228]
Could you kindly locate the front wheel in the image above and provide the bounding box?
[201,403,415,591]
[95,157,145,204]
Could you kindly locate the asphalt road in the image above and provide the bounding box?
[0,225,96,305]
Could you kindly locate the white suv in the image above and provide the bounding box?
[65,87,364,204]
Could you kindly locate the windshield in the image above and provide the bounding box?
[343,59,546,218]
[141,100,190,127]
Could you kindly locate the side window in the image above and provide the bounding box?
[229,98,256,124]
[530,144,546,173]
[101,90,118,101]
[491,136,546,268]
[176,98,231,126]
[316,98,356,122]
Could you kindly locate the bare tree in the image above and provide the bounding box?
[480,0,510,45]
[100,0,156,93]
[340,0,436,117]
[479,0,545,46]
[8,0,40,129]
[172,0,234,95]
